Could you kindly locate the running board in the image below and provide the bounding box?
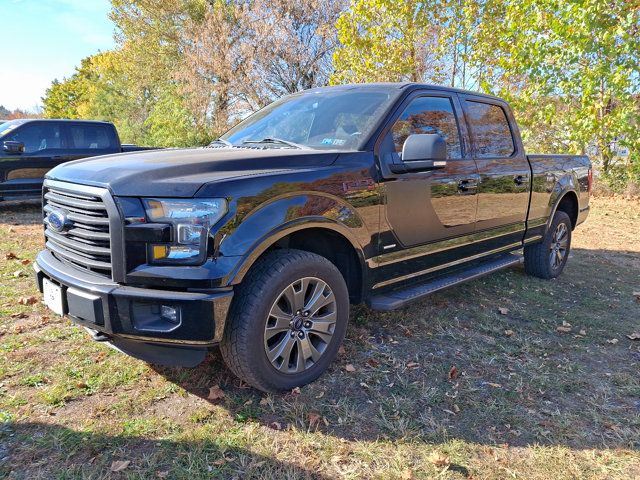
[367,254,524,311]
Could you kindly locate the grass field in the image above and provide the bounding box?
[1,197,639,479]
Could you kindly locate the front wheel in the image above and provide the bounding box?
[220,249,349,392]
[524,210,572,279]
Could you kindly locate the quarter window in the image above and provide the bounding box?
[465,101,515,158]
[391,96,462,159]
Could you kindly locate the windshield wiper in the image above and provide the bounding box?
[241,137,304,149]
[208,138,233,147]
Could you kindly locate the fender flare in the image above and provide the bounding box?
[545,172,579,232]
[224,217,368,288]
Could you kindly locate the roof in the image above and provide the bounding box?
[4,118,113,125]
[303,82,503,101]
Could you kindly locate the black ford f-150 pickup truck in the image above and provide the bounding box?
[0,119,156,201]
[34,83,591,392]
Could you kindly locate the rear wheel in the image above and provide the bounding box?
[220,249,349,392]
[524,210,572,279]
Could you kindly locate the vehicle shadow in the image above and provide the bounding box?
[0,421,329,479]
[152,248,640,452]
[0,199,42,225]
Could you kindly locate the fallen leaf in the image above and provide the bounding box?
[448,366,459,379]
[5,252,17,260]
[344,364,356,372]
[401,468,415,479]
[157,471,170,478]
[626,333,640,341]
[429,451,450,467]
[13,270,26,278]
[498,307,509,315]
[562,320,572,327]
[406,361,420,369]
[579,329,587,336]
[76,382,88,389]
[291,386,301,395]
[315,390,325,399]
[607,338,619,345]
[259,397,269,406]
[243,399,253,406]
[269,421,282,430]
[556,326,572,333]
[20,259,31,265]
[308,412,322,427]
[18,296,38,306]
[110,460,130,472]
[338,345,346,355]
[504,329,514,337]
[453,404,460,413]
[366,358,380,368]
[213,458,226,466]
[207,385,225,401]
[486,382,502,388]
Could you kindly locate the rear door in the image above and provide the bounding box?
[63,122,120,160]
[460,96,530,250]
[373,90,480,285]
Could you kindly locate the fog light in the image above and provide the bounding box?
[161,305,180,324]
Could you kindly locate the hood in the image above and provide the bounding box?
[46,147,340,197]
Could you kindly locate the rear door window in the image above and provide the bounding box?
[5,123,63,154]
[465,101,515,158]
[67,124,116,150]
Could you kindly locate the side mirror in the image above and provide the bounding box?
[3,141,24,155]
[388,134,447,174]
[402,134,446,162]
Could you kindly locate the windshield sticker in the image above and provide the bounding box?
[321,138,346,146]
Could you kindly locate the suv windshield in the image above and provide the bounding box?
[0,119,26,137]
[221,89,398,150]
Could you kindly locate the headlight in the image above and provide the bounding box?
[142,198,227,264]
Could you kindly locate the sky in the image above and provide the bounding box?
[0,0,116,112]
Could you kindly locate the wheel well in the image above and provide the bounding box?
[556,192,578,229]
[269,228,363,303]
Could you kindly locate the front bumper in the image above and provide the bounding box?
[34,250,233,366]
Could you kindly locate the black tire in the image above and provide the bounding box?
[220,249,349,392]
[524,210,572,279]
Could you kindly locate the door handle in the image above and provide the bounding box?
[513,175,527,186]
[457,179,478,193]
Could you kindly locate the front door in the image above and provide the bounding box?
[373,92,480,286]
[0,122,68,198]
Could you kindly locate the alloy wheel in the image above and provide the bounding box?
[549,222,569,269]
[263,277,337,374]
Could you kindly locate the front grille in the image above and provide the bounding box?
[43,184,112,278]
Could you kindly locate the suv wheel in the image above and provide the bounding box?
[220,249,349,392]
[524,210,572,279]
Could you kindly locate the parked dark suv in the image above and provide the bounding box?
[34,83,591,392]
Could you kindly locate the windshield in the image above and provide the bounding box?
[221,89,398,150]
[0,119,25,137]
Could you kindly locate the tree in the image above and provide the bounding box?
[332,0,446,84]
[471,0,640,187]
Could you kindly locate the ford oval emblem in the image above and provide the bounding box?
[47,210,69,232]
